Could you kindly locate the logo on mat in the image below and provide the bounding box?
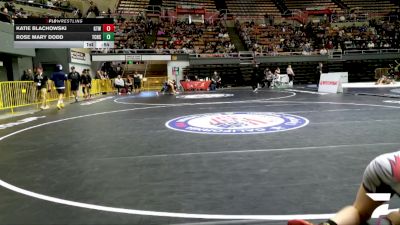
[165,112,309,134]
[176,93,234,99]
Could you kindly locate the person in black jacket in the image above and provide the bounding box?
[21,69,34,81]
[68,66,80,102]
[252,64,262,92]
[0,8,11,23]
[80,69,91,99]
[51,64,67,110]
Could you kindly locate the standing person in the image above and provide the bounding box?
[263,68,273,88]
[211,71,222,91]
[251,64,262,92]
[34,66,49,110]
[68,66,80,103]
[289,150,400,225]
[286,65,295,84]
[116,63,123,76]
[95,70,103,79]
[316,62,323,88]
[86,69,92,99]
[51,64,67,110]
[80,69,89,99]
[273,66,281,88]
[133,70,142,93]
[21,69,34,81]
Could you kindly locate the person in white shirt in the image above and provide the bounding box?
[367,41,375,49]
[320,48,328,55]
[272,67,280,87]
[286,65,295,83]
[114,75,125,95]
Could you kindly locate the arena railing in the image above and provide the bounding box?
[0,78,166,113]
[0,79,115,113]
[14,0,75,12]
[91,48,400,57]
[343,49,400,55]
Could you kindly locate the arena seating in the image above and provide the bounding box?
[225,0,281,17]
[154,20,235,54]
[116,0,150,14]
[341,0,398,15]
[114,16,148,49]
[283,0,343,13]
[162,0,216,11]
[237,21,305,53]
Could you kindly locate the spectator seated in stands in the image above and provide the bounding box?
[0,7,11,23]
[114,16,149,51]
[320,47,328,55]
[86,1,100,17]
[237,16,399,55]
[4,0,15,14]
[154,19,236,54]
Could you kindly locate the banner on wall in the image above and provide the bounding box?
[126,55,142,61]
[70,50,91,65]
[172,67,179,76]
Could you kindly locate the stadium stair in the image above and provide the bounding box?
[272,0,289,15]
[148,0,162,7]
[214,0,228,11]
[145,28,157,48]
[331,0,349,10]
[227,27,246,51]
[389,0,400,6]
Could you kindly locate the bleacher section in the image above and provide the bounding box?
[155,21,235,54]
[162,0,216,11]
[116,0,150,14]
[225,0,281,16]
[283,0,343,13]
[341,0,398,15]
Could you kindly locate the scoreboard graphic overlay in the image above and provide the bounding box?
[14,18,115,48]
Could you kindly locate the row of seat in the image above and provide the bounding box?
[162,0,216,11]
[225,0,281,16]
[341,0,398,14]
[284,0,343,13]
[117,0,150,14]
[115,0,398,18]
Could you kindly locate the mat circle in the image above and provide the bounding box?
[165,112,309,134]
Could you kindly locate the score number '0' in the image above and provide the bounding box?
[102,24,115,32]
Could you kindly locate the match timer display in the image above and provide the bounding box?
[14,18,115,49]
